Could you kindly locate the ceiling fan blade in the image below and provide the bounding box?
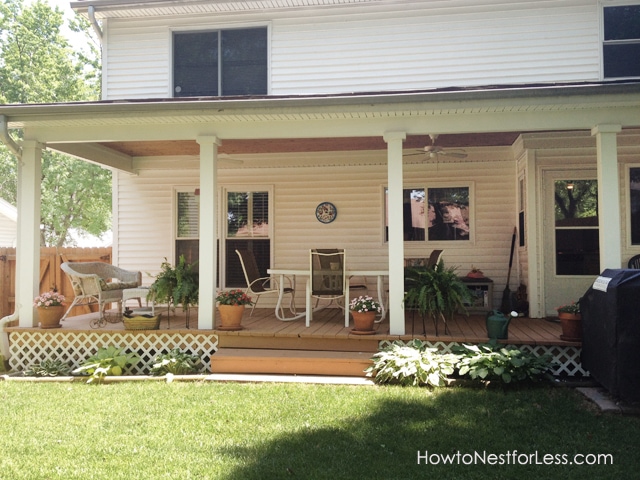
[403,152,427,157]
[439,151,467,158]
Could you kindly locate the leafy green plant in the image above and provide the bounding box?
[149,256,199,316]
[366,340,458,387]
[404,261,472,334]
[73,346,140,383]
[151,349,202,376]
[24,359,72,377]
[453,343,554,384]
[148,258,178,309]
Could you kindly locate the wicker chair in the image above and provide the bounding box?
[60,262,141,322]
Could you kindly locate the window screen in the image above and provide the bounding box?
[174,27,267,97]
[604,5,640,78]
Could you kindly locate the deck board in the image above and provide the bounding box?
[9,306,578,348]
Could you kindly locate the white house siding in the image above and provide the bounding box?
[0,215,17,247]
[0,199,17,247]
[114,150,517,309]
[103,0,600,100]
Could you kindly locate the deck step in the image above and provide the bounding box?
[211,349,374,377]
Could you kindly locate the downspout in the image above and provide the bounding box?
[0,115,21,369]
[88,6,103,41]
[0,115,22,159]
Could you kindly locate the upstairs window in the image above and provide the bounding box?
[173,27,268,97]
[603,4,640,78]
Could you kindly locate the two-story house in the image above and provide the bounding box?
[1,0,639,339]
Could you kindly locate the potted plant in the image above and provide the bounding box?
[404,260,472,336]
[557,301,582,341]
[349,295,382,333]
[34,291,66,329]
[215,289,253,330]
[148,255,198,323]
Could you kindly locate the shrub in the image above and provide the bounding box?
[151,348,202,376]
[24,359,71,377]
[366,340,458,387]
[73,346,140,383]
[453,343,554,384]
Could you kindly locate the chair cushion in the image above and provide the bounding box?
[100,279,139,291]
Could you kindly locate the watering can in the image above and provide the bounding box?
[486,309,511,339]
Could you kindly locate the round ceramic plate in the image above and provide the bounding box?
[315,202,337,223]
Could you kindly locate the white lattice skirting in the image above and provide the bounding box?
[8,330,219,375]
[378,340,587,377]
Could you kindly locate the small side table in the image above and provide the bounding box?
[122,287,155,315]
[460,277,494,313]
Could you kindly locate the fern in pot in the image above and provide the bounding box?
[404,260,472,336]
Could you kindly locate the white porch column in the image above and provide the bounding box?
[591,124,622,270]
[17,141,43,327]
[196,135,221,330]
[383,131,406,335]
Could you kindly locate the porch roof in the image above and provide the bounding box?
[3,81,640,129]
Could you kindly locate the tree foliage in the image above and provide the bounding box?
[0,0,108,246]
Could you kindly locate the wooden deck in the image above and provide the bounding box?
[17,305,576,347]
[5,307,584,377]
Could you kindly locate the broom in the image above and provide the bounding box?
[501,227,517,313]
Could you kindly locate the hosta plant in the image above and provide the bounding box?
[366,339,458,387]
[151,348,202,376]
[73,346,140,383]
[24,359,72,377]
[453,343,554,384]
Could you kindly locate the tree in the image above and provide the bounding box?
[0,0,109,247]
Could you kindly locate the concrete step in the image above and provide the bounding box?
[210,348,374,377]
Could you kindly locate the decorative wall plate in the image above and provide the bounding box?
[315,202,337,224]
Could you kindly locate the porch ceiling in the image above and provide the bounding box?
[99,132,521,157]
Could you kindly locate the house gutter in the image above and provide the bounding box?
[0,115,22,159]
[88,6,103,41]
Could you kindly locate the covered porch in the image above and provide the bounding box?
[4,307,584,377]
[2,83,640,343]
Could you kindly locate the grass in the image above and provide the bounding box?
[0,381,638,479]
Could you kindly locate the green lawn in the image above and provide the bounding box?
[0,381,638,479]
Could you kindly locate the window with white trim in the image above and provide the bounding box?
[384,185,472,243]
[603,4,640,78]
[173,27,268,97]
[225,189,271,288]
[175,189,200,267]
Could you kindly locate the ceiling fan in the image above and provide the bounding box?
[405,134,468,159]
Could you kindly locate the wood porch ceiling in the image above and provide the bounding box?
[99,132,521,157]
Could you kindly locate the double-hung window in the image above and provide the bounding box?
[176,189,200,267]
[603,4,640,78]
[173,27,268,97]
[225,189,271,288]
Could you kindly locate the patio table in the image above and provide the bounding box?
[267,268,388,327]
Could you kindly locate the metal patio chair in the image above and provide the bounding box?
[235,249,297,320]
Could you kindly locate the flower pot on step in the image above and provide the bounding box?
[351,311,377,333]
[217,304,245,331]
[37,306,65,329]
[559,312,582,341]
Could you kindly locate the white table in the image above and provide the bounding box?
[267,269,388,327]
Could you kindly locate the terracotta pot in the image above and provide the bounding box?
[37,305,65,329]
[351,311,377,332]
[217,304,245,331]
[558,312,582,341]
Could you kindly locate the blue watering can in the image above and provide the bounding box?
[486,309,511,339]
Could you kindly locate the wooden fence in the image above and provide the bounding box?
[0,247,112,319]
